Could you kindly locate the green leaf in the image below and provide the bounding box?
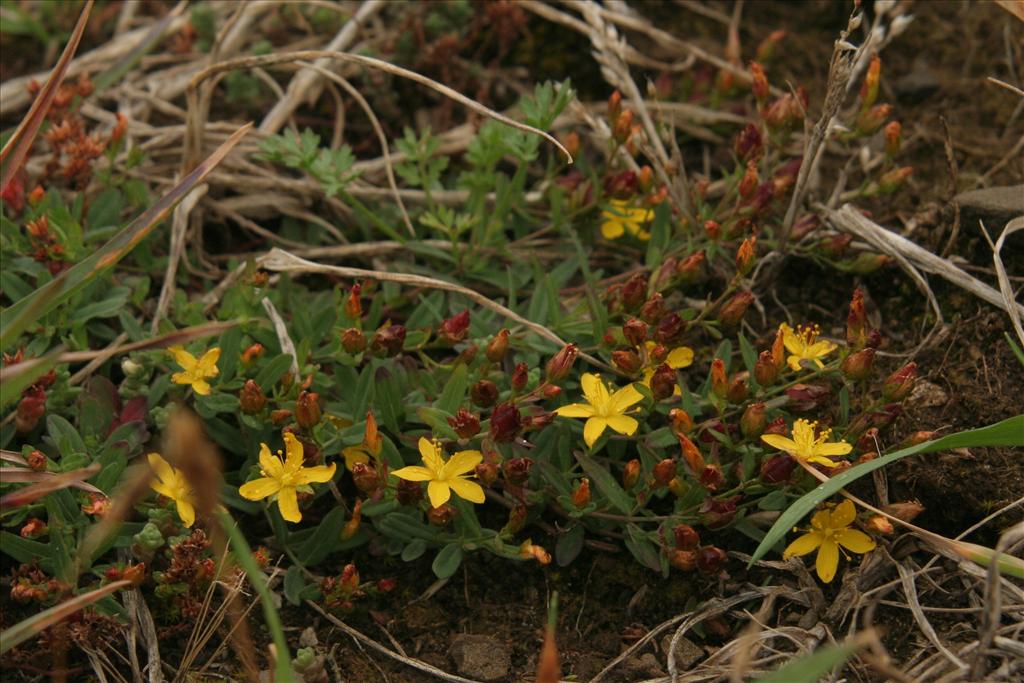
[0,532,54,571]
[254,353,293,390]
[401,539,427,562]
[295,507,348,566]
[432,543,463,579]
[434,363,468,414]
[283,566,307,606]
[755,637,868,683]
[555,525,585,567]
[576,453,633,515]
[750,416,1024,566]
[623,524,662,574]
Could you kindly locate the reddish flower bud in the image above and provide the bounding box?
[503,504,528,535]
[475,461,500,487]
[546,343,578,382]
[520,539,552,565]
[503,457,533,486]
[750,61,769,103]
[295,391,322,429]
[607,90,623,125]
[846,288,868,349]
[489,402,522,442]
[396,478,423,505]
[699,497,738,529]
[704,219,721,240]
[785,383,832,412]
[613,108,635,144]
[511,362,529,391]
[883,362,917,401]
[734,122,763,161]
[620,272,648,312]
[27,449,47,471]
[486,329,510,362]
[20,518,47,539]
[639,294,666,324]
[15,387,46,433]
[856,103,891,136]
[764,417,788,436]
[884,120,901,156]
[699,464,726,492]
[241,342,265,364]
[735,235,757,276]
[562,131,581,159]
[612,349,643,374]
[345,284,362,319]
[897,430,937,449]
[865,515,894,535]
[637,165,655,193]
[860,55,881,110]
[756,29,786,62]
[240,380,267,414]
[754,351,778,386]
[370,324,406,357]
[739,161,759,200]
[652,459,677,486]
[667,409,693,436]
[710,359,729,399]
[426,503,455,526]
[270,409,292,424]
[718,291,754,327]
[727,372,749,403]
[696,546,728,575]
[678,434,706,474]
[524,410,555,430]
[876,166,913,194]
[471,380,499,407]
[669,549,697,571]
[438,310,470,345]
[654,313,685,345]
[571,478,591,508]
[881,500,925,523]
[673,524,701,550]
[841,348,875,380]
[760,453,796,483]
[856,427,880,455]
[649,363,677,400]
[622,459,641,490]
[341,328,366,354]
[675,250,706,285]
[447,408,480,439]
[740,402,767,438]
[622,318,648,347]
[543,384,562,399]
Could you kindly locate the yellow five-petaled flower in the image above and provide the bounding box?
[239,432,336,523]
[601,199,654,241]
[554,373,644,448]
[392,438,486,508]
[761,419,852,468]
[779,323,836,371]
[784,499,876,583]
[148,453,196,528]
[168,346,221,395]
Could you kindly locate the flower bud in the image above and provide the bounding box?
[763,93,803,131]
[696,546,728,575]
[612,349,643,374]
[622,459,641,490]
[519,539,551,565]
[345,284,362,319]
[489,402,522,442]
[649,363,677,400]
[673,524,701,550]
[511,362,529,391]
[785,383,832,412]
[750,61,769,103]
[718,291,754,327]
[668,408,693,435]
[341,328,366,354]
[475,461,499,486]
[485,329,510,363]
[699,497,738,529]
[883,362,917,401]
[675,250,706,285]
[613,108,635,144]
[437,310,470,345]
[865,515,894,534]
[876,166,913,194]
[503,505,528,535]
[710,359,729,399]
[734,122,763,161]
[760,453,796,483]
[884,120,901,156]
[502,457,533,486]
[652,459,677,486]
[735,235,757,276]
[471,379,499,407]
[428,504,455,526]
[621,318,648,347]
[342,499,363,540]
[738,161,759,200]
[20,518,47,539]
[524,410,555,430]
[396,478,423,505]
[856,103,891,136]
[271,409,292,424]
[545,343,578,382]
[755,29,786,62]
[447,408,480,439]
[240,380,267,414]
[846,288,868,349]
[122,562,146,586]
[639,294,666,324]
[704,219,721,240]
[669,549,697,571]
[620,272,648,312]
[740,402,767,438]
[678,433,705,474]
[637,165,655,193]
[896,430,937,449]
[699,464,725,492]
[295,391,322,429]
[654,313,685,345]
[607,90,622,125]
[543,384,562,399]
[860,55,881,110]
[727,372,749,403]
[841,348,875,380]
[352,463,380,494]
[754,351,778,386]
[770,328,786,370]
[562,131,581,159]
[370,324,406,357]
[27,449,47,471]
[15,388,46,433]
[571,478,591,508]
[881,500,925,523]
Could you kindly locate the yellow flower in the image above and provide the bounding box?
[601,199,653,241]
[784,499,876,582]
[392,438,485,508]
[779,323,836,371]
[554,373,644,448]
[761,419,852,468]
[168,346,221,395]
[148,453,196,528]
[239,432,337,523]
[640,342,694,397]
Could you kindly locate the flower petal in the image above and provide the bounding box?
[760,434,798,453]
[284,432,305,471]
[609,383,644,413]
[448,477,486,504]
[258,444,283,478]
[554,403,595,418]
[830,499,857,528]
[580,373,607,407]
[667,347,695,369]
[813,441,853,457]
[151,481,176,499]
[806,454,842,468]
[293,462,336,485]
[442,450,483,478]
[418,437,444,474]
[190,379,211,396]
[168,346,196,371]
[836,528,876,554]
[171,370,193,387]
[391,466,434,482]
[147,453,175,485]
[427,480,451,508]
[176,499,196,528]
[583,417,607,449]
[810,508,832,531]
[815,539,840,583]
[601,218,625,240]
[277,486,301,523]
[786,356,803,372]
[605,414,639,437]
[783,531,822,558]
[239,477,281,501]
[196,347,221,376]
[342,447,370,471]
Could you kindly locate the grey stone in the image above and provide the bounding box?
[617,653,665,681]
[908,380,949,410]
[954,185,1024,230]
[449,634,511,681]
[660,634,703,670]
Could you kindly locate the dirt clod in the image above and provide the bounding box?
[661,634,703,671]
[448,634,512,681]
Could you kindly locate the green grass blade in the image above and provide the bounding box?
[749,416,1024,566]
[0,123,251,350]
[755,635,869,683]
